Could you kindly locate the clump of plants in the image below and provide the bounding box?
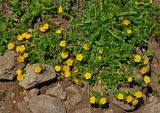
[1,0,158,109]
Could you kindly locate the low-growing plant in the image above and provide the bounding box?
[1,0,159,108]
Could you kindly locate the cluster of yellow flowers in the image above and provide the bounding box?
[90,96,107,105]
[117,91,142,106]
[16,69,24,81]
[7,32,31,63]
[7,32,31,81]
[134,54,151,84]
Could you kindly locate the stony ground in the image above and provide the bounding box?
[0,38,159,113]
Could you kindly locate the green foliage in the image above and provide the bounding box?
[0,0,158,100]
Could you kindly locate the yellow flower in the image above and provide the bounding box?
[22,32,28,38]
[143,59,148,65]
[58,5,63,13]
[66,58,73,66]
[83,43,89,50]
[55,65,61,72]
[100,97,107,105]
[149,0,152,3]
[143,76,150,84]
[34,66,42,73]
[123,19,131,26]
[17,35,24,41]
[97,55,102,61]
[17,56,25,63]
[16,46,21,53]
[127,29,132,34]
[84,72,91,79]
[134,54,141,62]
[128,76,133,82]
[23,53,28,58]
[63,65,70,71]
[43,23,49,30]
[16,45,25,53]
[117,93,124,100]
[140,66,147,74]
[76,53,83,61]
[73,78,80,85]
[64,70,70,78]
[132,99,139,106]
[20,45,25,53]
[61,52,68,59]
[60,40,66,47]
[25,33,31,39]
[40,23,49,32]
[134,91,142,98]
[17,74,24,81]
[16,69,22,75]
[126,95,133,103]
[90,96,96,104]
[40,27,46,32]
[7,42,14,50]
[56,29,62,34]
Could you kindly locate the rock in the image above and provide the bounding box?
[18,101,32,113]
[0,51,25,80]
[148,38,160,92]
[23,96,30,102]
[19,64,56,89]
[29,88,39,97]
[143,97,160,113]
[73,108,91,113]
[103,109,114,113]
[66,85,82,106]
[46,83,66,100]
[10,93,15,99]
[149,96,157,102]
[111,98,134,111]
[29,95,66,113]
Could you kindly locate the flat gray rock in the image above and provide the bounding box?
[73,108,91,113]
[18,101,32,113]
[143,97,160,113]
[66,85,82,106]
[46,84,66,100]
[19,64,56,89]
[111,98,134,111]
[29,95,66,113]
[0,51,25,80]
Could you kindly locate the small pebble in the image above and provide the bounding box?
[11,93,15,99]
[13,100,16,104]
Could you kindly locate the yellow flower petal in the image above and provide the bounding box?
[84,72,91,79]
[55,65,61,72]
[90,96,96,104]
[7,42,14,50]
[100,97,107,105]
[56,29,62,34]
[134,91,142,98]
[60,40,66,47]
[58,5,63,13]
[144,76,150,84]
[117,93,124,100]
[17,75,24,81]
[34,66,42,73]
[61,52,68,59]
[134,54,141,62]
[76,53,83,61]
